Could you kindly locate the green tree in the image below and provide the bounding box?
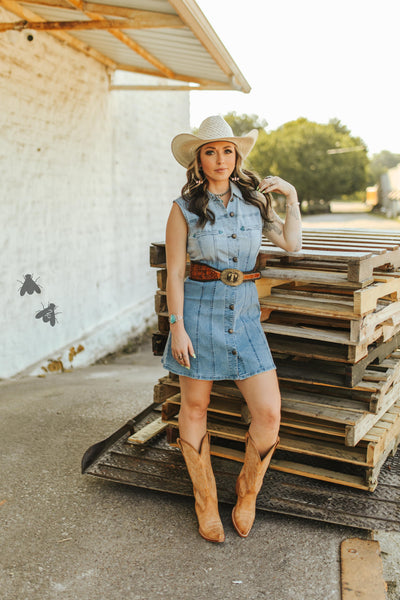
[247,117,369,205]
[368,150,400,185]
[223,112,268,136]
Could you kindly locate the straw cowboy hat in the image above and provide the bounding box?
[171,115,259,168]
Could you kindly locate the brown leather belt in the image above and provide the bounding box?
[189,261,260,287]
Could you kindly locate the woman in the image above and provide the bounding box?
[162,115,302,542]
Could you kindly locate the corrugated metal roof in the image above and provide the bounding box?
[1,0,250,91]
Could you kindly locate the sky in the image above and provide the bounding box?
[191,0,399,157]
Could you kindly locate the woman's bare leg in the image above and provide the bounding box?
[235,370,281,457]
[178,376,213,451]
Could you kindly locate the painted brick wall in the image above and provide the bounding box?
[0,7,189,378]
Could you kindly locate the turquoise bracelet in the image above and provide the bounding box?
[169,314,183,324]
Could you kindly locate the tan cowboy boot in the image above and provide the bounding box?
[177,433,225,543]
[232,432,279,538]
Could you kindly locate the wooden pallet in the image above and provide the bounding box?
[259,277,400,318]
[163,399,400,491]
[153,319,400,366]
[271,330,400,380]
[261,299,400,345]
[82,403,400,530]
[160,374,400,448]
[154,353,400,417]
[162,408,400,491]
[279,353,400,414]
[258,229,400,283]
[151,232,400,285]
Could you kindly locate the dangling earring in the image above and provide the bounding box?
[230,175,240,182]
[195,165,204,185]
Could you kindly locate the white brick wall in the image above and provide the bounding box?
[0,7,189,378]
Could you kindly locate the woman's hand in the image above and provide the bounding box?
[260,175,302,253]
[258,176,298,203]
[171,325,195,369]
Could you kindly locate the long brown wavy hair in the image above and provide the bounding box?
[181,146,273,228]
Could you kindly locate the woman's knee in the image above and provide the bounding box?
[180,394,209,420]
[179,377,212,419]
[253,401,281,429]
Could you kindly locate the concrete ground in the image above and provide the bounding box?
[1,203,400,600]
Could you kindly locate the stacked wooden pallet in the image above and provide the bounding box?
[149,229,400,491]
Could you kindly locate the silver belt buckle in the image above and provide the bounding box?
[220,268,244,286]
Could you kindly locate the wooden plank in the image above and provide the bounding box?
[260,267,372,289]
[279,354,400,414]
[267,333,364,362]
[354,277,400,314]
[259,276,400,317]
[264,323,369,352]
[341,539,386,600]
[0,18,181,31]
[150,243,166,267]
[13,0,185,27]
[259,243,400,283]
[269,459,369,490]
[162,392,248,423]
[346,385,400,446]
[165,416,246,442]
[127,417,167,445]
[300,228,400,239]
[271,332,400,383]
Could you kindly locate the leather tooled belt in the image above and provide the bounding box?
[189,261,261,287]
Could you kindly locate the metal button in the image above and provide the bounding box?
[233,257,238,263]
[228,328,233,334]
[232,233,237,239]
[229,304,234,310]
[232,349,237,355]
[230,198,234,202]
[229,212,234,217]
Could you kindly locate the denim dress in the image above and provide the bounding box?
[162,182,276,380]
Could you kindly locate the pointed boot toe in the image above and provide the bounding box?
[199,520,225,543]
[231,504,254,538]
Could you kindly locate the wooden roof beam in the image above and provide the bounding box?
[65,0,177,79]
[0,0,117,68]
[0,18,182,31]
[16,0,185,28]
[110,83,233,91]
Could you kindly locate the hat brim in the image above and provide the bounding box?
[171,129,259,168]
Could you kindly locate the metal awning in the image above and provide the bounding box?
[0,0,251,91]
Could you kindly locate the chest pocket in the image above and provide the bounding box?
[237,204,263,265]
[188,227,225,263]
[239,224,262,266]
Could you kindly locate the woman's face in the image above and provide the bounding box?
[199,141,236,185]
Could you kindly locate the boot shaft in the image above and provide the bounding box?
[237,433,279,497]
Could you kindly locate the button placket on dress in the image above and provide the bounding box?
[223,192,240,374]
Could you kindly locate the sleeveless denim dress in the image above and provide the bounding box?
[162,182,275,380]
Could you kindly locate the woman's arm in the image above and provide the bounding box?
[259,177,302,252]
[165,203,195,368]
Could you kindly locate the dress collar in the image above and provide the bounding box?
[208,181,242,202]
